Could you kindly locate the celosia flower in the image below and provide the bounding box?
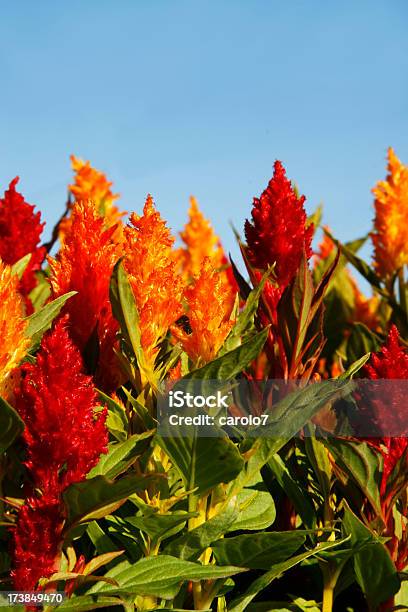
[245,161,313,287]
[358,326,408,570]
[175,196,238,310]
[14,316,108,494]
[361,325,408,443]
[371,147,408,278]
[11,496,63,592]
[0,177,45,301]
[11,318,108,591]
[245,160,313,306]
[59,155,125,243]
[49,201,122,391]
[0,259,30,400]
[172,258,234,365]
[176,196,226,277]
[124,195,183,373]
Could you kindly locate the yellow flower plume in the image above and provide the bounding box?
[371,147,408,278]
[0,259,30,400]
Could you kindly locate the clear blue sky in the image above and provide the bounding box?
[1,1,407,268]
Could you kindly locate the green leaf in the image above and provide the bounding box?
[346,322,380,365]
[29,276,52,311]
[304,435,331,501]
[343,504,400,607]
[157,428,244,496]
[223,267,274,352]
[227,484,276,532]
[230,380,351,498]
[326,231,383,290]
[86,555,246,599]
[0,396,24,454]
[228,539,347,612]
[307,204,323,229]
[113,511,197,545]
[323,438,382,516]
[25,291,77,350]
[87,521,117,555]
[63,475,153,527]
[87,432,154,479]
[183,328,268,381]
[212,531,306,569]
[98,390,128,441]
[49,595,125,611]
[11,253,31,279]
[164,503,238,561]
[109,260,144,367]
[339,353,371,379]
[267,454,316,529]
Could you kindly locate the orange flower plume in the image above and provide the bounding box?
[176,196,238,308]
[59,155,125,242]
[124,195,183,374]
[0,259,30,400]
[177,196,225,277]
[172,258,234,366]
[0,178,46,305]
[371,147,408,278]
[49,201,122,390]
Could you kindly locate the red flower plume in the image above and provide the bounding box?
[359,325,408,571]
[11,318,108,591]
[0,178,46,300]
[245,160,313,305]
[15,316,108,495]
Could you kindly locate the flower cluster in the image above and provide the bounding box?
[371,148,408,278]
[59,155,124,242]
[49,201,122,390]
[0,260,30,400]
[0,150,407,609]
[172,257,235,365]
[245,160,313,307]
[12,318,108,591]
[0,178,45,307]
[124,195,183,374]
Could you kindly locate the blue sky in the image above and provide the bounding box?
[1,1,407,268]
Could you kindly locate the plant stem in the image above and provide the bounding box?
[322,581,334,612]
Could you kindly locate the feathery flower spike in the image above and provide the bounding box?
[11,318,108,591]
[245,160,313,306]
[172,257,235,365]
[59,155,125,243]
[175,196,238,309]
[371,147,408,278]
[0,178,45,302]
[0,259,30,400]
[124,195,183,373]
[49,201,122,390]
